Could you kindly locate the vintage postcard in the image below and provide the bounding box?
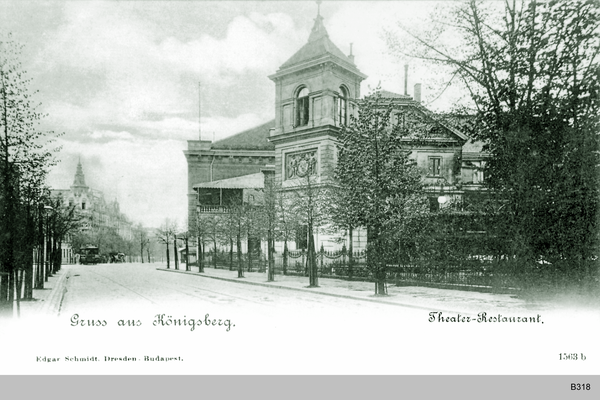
[0,0,598,378]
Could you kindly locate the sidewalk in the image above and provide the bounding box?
[157,265,551,314]
[14,266,71,318]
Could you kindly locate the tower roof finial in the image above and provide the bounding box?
[308,1,327,42]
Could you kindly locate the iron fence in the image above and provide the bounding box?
[202,247,599,294]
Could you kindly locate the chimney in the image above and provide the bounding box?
[348,43,354,63]
[404,64,408,96]
[414,83,422,103]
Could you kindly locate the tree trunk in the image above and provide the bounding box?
[229,238,234,271]
[166,244,170,269]
[15,269,22,317]
[185,237,190,271]
[267,230,274,282]
[237,234,244,278]
[348,227,354,279]
[283,241,288,276]
[173,236,179,270]
[55,240,62,273]
[8,266,15,316]
[212,240,217,269]
[0,269,9,317]
[198,240,204,273]
[24,246,33,300]
[307,224,318,287]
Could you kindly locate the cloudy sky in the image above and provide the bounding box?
[1,1,462,228]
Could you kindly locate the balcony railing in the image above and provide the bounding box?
[197,205,230,213]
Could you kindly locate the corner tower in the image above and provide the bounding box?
[268,6,366,186]
[71,158,89,197]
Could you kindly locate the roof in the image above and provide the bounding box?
[211,120,275,150]
[279,14,355,70]
[370,90,470,142]
[377,90,413,100]
[462,139,486,153]
[193,172,265,190]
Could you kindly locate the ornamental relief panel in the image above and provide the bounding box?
[285,149,317,180]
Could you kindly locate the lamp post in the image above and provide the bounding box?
[437,178,448,206]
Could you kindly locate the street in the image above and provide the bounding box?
[58,262,418,319]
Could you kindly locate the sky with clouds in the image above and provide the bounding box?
[1,0,466,228]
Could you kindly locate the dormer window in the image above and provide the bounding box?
[338,86,348,125]
[296,87,309,127]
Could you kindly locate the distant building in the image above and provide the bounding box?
[185,8,487,253]
[51,159,134,259]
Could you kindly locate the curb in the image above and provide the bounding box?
[156,267,466,314]
[38,269,70,317]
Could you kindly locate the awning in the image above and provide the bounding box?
[193,172,264,190]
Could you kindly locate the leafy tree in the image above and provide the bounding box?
[0,34,58,316]
[387,0,600,281]
[335,90,424,295]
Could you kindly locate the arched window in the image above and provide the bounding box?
[337,86,348,125]
[296,87,309,127]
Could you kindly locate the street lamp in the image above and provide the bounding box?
[437,179,448,205]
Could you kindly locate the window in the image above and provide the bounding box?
[428,157,442,176]
[82,202,86,210]
[296,87,309,127]
[337,86,348,125]
[396,112,405,128]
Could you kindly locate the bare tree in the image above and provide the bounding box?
[156,218,176,269]
[134,224,149,263]
[287,173,332,288]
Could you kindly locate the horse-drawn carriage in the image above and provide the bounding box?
[109,252,126,263]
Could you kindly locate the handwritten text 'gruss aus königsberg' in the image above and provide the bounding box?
[69,313,235,331]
